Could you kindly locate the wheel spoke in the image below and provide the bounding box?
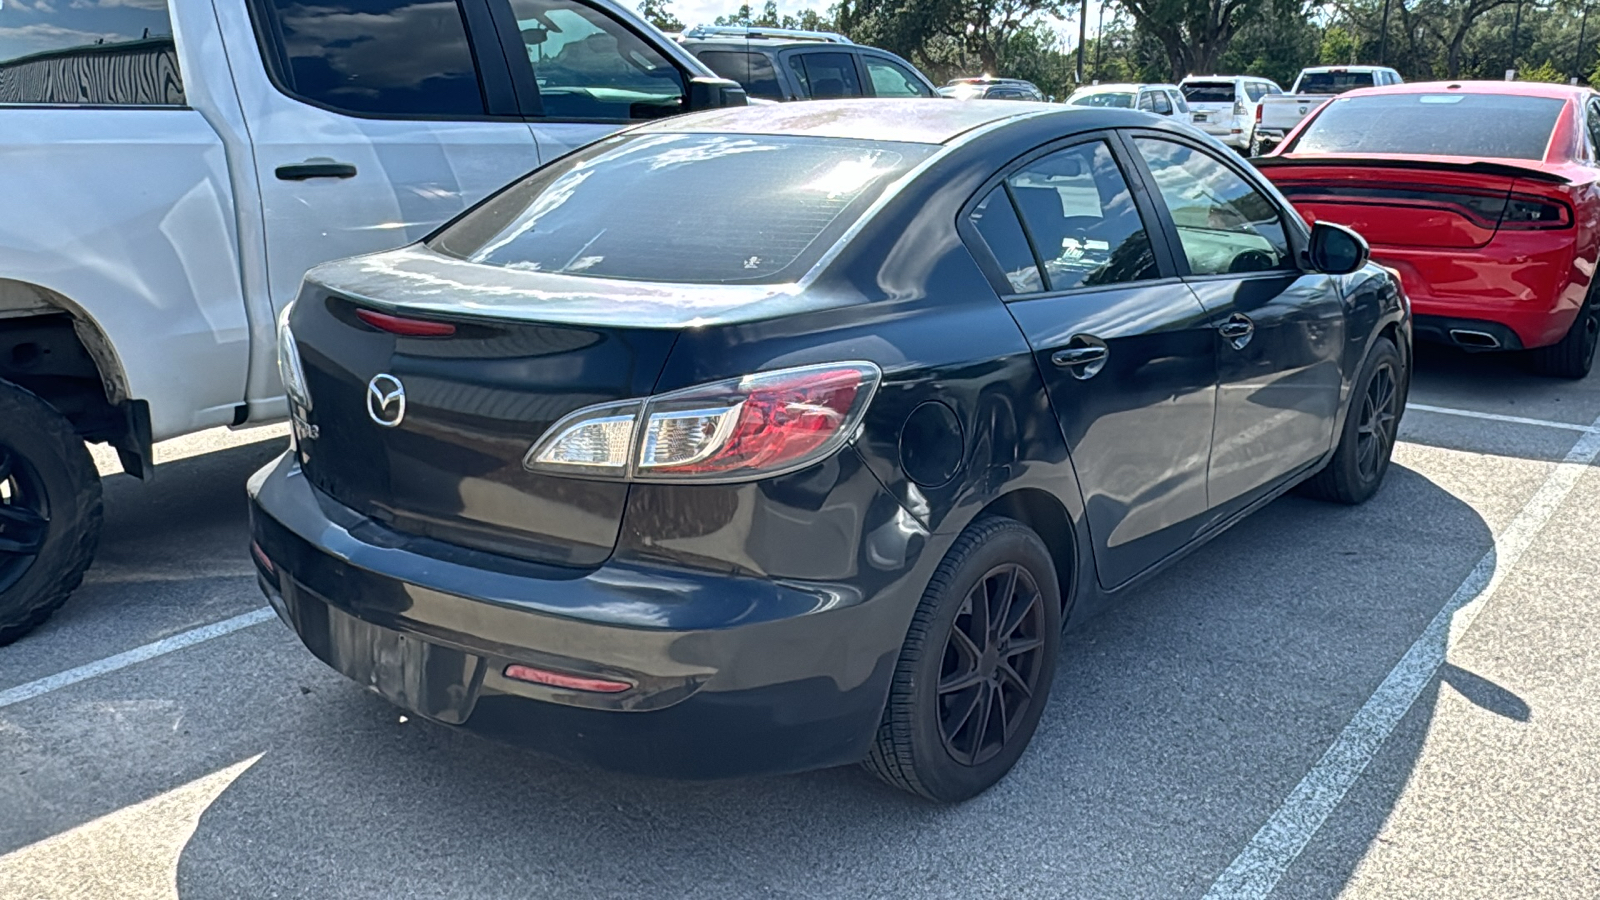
[991,567,1018,643]
[965,582,991,650]
[943,685,984,757]
[1003,634,1045,656]
[988,681,1010,747]
[999,582,1040,643]
[939,628,985,695]
[972,681,996,756]
[997,659,1033,701]
[0,502,47,555]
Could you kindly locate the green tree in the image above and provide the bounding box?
[637,0,684,32]
[715,3,755,26]
[1517,59,1566,81]
[1115,0,1305,80]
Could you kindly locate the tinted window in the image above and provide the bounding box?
[430,133,935,284]
[864,56,929,97]
[512,0,685,119]
[696,50,781,100]
[1169,90,1189,113]
[788,51,861,99]
[1245,83,1266,102]
[1182,82,1237,104]
[969,187,1042,293]
[1588,101,1600,161]
[254,0,482,116]
[1151,91,1172,114]
[1291,93,1564,160]
[1070,90,1135,108]
[1007,140,1158,291]
[1297,71,1375,94]
[1133,138,1290,276]
[0,0,183,104]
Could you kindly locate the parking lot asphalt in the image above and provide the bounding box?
[3,344,1599,899]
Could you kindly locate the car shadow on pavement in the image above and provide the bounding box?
[165,461,1496,900]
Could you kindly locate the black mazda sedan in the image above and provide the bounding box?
[250,100,1410,801]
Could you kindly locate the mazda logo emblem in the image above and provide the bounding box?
[367,374,406,427]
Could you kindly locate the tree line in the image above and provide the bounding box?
[640,0,1600,98]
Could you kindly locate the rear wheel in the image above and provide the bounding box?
[865,517,1061,802]
[0,380,102,645]
[1300,337,1404,505]
[1528,290,1599,379]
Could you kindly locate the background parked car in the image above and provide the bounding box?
[939,76,1046,101]
[1180,75,1284,151]
[1066,83,1191,121]
[1256,80,1598,378]
[1254,65,1404,154]
[678,25,938,100]
[0,0,746,645]
[256,100,1408,804]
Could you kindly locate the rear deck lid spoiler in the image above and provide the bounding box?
[1251,155,1572,185]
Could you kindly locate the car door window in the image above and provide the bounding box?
[1005,140,1159,291]
[696,49,782,100]
[1151,91,1172,115]
[1587,100,1600,162]
[1137,91,1155,111]
[864,56,930,97]
[510,0,686,120]
[252,0,483,115]
[968,187,1044,293]
[787,51,862,99]
[1132,137,1291,276]
[1169,90,1189,114]
[0,0,185,104]
[1245,83,1267,102]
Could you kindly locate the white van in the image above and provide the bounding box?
[1179,76,1284,150]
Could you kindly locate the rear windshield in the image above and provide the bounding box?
[1070,90,1135,108]
[1289,93,1565,160]
[429,133,935,284]
[1182,82,1237,104]
[1296,71,1375,94]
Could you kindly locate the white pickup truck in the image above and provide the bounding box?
[0,0,745,643]
[1252,65,1404,155]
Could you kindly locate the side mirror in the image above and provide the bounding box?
[1307,220,1369,275]
[686,76,748,111]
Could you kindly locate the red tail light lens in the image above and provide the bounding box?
[523,362,882,483]
[1499,194,1572,230]
[504,664,632,693]
[355,308,457,336]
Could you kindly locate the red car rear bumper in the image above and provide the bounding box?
[1369,232,1586,350]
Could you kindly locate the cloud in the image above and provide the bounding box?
[68,0,170,9]
[0,22,122,56]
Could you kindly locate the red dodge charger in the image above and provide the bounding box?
[1256,80,1600,378]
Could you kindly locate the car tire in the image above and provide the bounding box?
[864,516,1061,802]
[1528,289,1599,380]
[0,379,102,646]
[1300,336,1404,505]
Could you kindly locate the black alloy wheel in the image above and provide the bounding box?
[0,380,102,646]
[1300,336,1405,505]
[1530,290,1599,379]
[936,563,1048,767]
[866,516,1061,802]
[1355,360,1400,484]
[0,444,49,594]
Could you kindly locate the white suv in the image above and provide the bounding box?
[1180,76,1283,150]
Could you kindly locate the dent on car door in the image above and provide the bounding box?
[498,0,693,157]
[1122,133,1345,520]
[964,136,1217,589]
[236,0,539,338]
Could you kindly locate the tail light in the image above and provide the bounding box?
[1233,99,1245,117]
[1255,102,1263,123]
[276,303,311,411]
[1499,194,1572,230]
[524,361,882,482]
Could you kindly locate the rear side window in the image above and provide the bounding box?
[1245,83,1267,102]
[0,0,184,104]
[1150,91,1172,114]
[1005,140,1159,291]
[1290,93,1565,160]
[696,50,782,100]
[252,0,483,116]
[430,133,935,284]
[511,0,686,119]
[1182,82,1237,104]
[788,51,862,99]
[969,187,1043,293]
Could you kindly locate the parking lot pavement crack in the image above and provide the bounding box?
[1201,413,1600,900]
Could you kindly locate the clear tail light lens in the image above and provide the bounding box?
[523,362,882,482]
[1233,99,1245,117]
[276,303,312,412]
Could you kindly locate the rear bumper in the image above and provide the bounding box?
[1192,117,1250,147]
[247,453,914,778]
[1371,238,1586,349]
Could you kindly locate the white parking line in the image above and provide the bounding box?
[1407,402,1600,434]
[0,607,275,710]
[1203,412,1600,899]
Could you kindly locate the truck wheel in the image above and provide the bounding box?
[864,516,1061,802]
[0,380,102,646]
[1528,289,1599,379]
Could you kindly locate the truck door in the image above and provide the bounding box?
[223,0,540,324]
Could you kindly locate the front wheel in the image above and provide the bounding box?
[864,517,1061,802]
[1300,337,1404,505]
[0,380,102,645]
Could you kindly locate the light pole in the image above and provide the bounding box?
[1509,0,1524,73]
[1076,0,1089,83]
[1094,1,1107,80]
[1577,3,1592,81]
[1378,0,1392,65]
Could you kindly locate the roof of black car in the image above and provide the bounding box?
[634,98,1062,145]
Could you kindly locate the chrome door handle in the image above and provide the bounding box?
[1051,347,1108,366]
[1051,337,1110,380]
[1219,314,1255,349]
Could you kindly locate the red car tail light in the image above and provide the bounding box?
[355,307,457,336]
[504,664,632,693]
[523,362,882,482]
[1499,193,1572,230]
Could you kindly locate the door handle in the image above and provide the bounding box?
[1218,314,1255,349]
[1051,338,1109,380]
[1051,346,1108,367]
[275,160,358,181]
